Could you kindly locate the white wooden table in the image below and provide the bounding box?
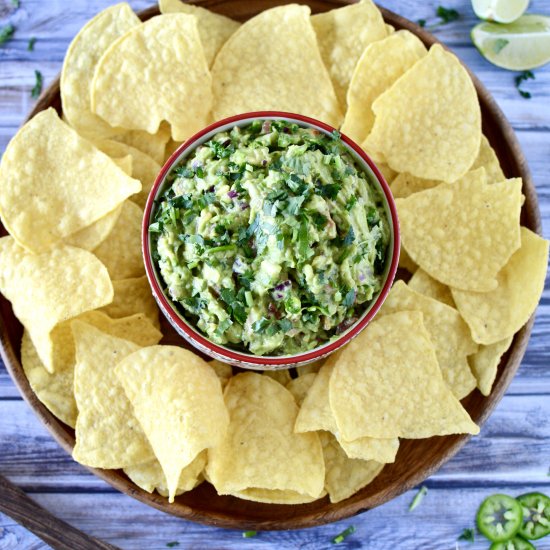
[0,1,548,548]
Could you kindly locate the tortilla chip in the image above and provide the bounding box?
[229,488,324,505]
[364,45,481,182]
[471,135,505,183]
[452,227,549,345]
[112,155,133,175]
[390,172,441,199]
[320,431,384,504]
[408,268,455,307]
[93,139,161,209]
[208,360,233,389]
[399,246,417,273]
[469,337,513,396]
[0,238,113,371]
[296,358,326,376]
[397,170,522,291]
[159,0,239,67]
[124,451,206,495]
[379,281,477,399]
[93,200,144,280]
[206,373,324,502]
[211,5,342,127]
[376,162,398,185]
[60,3,140,138]
[342,30,427,144]
[65,204,123,251]
[0,109,141,252]
[311,0,387,109]
[264,369,292,386]
[98,276,159,328]
[330,311,479,440]
[72,322,154,468]
[163,139,183,164]
[115,345,228,502]
[295,361,399,463]
[112,123,172,165]
[286,373,317,406]
[92,15,212,141]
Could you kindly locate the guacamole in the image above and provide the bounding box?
[150,120,390,356]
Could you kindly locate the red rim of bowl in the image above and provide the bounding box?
[142,111,400,366]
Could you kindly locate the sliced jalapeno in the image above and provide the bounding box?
[477,494,523,542]
[517,492,550,540]
[489,536,536,550]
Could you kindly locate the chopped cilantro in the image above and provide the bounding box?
[493,38,509,54]
[278,318,292,333]
[31,70,42,99]
[251,317,270,333]
[417,18,426,27]
[195,166,205,178]
[27,37,36,51]
[0,24,15,45]
[436,6,459,23]
[332,525,355,544]
[345,195,357,211]
[331,129,341,140]
[174,166,194,178]
[342,289,356,308]
[515,70,535,99]
[316,183,341,200]
[310,212,328,230]
[242,531,257,538]
[342,226,355,246]
[409,485,428,511]
[457,528,475,542]
[209,139,234,158]
[297,216,310,260]
[166,542,179,548]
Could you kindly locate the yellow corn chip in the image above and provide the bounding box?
[65,205,123,251]
[397,170,522,291]
[320,431,384,504]
[311,0,388,109]
[390,173,441,199]
[330,311,479,440]
[159,0,239,67]
[342,30,427,144]
[98,276,160,329]
[295,361,399,463]
[452,227,549,345]
[60,3,140,138]
[0,109,141,252]
[286,373,317,406]
[469,337,513,396]
[229,488,324,505]
[112,155,133,175]
[379,281,477,399]
[72,322,154,468]
[93,200,144,280]
[408,268,455,307]
[206,373,324,502]
[115,345,228,502]
[264,369,292,386]
[124,451,206,495]
[22,311,162,428]
[0,238,113,372]
[376,162,398,185]
[163,139,183,164]
[112,123,172,165]
[471,135,505,183]
[364,45,481,182]
[399,246,417,273]
[93,139,161,209]
[208,359,233,389]
[296,358,326,376]
[92,15,212,142]
[211,5,342,127]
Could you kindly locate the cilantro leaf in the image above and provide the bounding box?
[31,70,42,99]
[457,528,475,542]
[27,37,36,51]
[436,6,459,23]
[342,289,356,308]
[515,70,535,99]
[0,24,15,45]
[417,18,426,27]
[166,542,180,548]
[315,183,341,200]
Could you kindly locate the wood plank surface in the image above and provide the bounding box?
[0,0,549,548]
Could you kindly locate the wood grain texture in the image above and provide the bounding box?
[0,0,548,548]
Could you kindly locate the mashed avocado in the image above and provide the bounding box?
[150,120,390,356]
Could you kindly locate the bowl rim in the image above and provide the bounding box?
[142,110,400,367]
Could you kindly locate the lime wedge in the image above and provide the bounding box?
[471,14,550,70]
[472,0,529,23]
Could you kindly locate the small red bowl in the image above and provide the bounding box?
[142,111,400,370]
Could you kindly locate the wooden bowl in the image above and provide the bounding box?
[0,1,542,531]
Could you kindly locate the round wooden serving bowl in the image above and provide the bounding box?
[0,0,543,531]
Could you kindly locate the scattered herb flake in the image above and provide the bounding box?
[343,226,355,246]
[0,24,15,45]
[409,485,428,511]
[331,129,341,140]
[31,70,43,99]
[493,38,509,54]
[332,525,356,544]
[27,37,36,51]
[436,6,459,24]
[457,528,475,542]
[417,18,426,27]
[515,70,535,99]
[242,531,257,538]
[166,542,180,548]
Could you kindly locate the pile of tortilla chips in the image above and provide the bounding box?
[0,0,547,508]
